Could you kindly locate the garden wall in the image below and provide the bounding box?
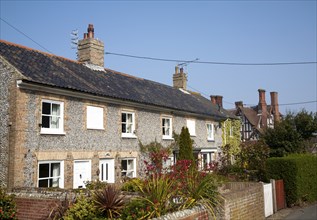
[154,182,265,220]
[220,182,265,220]
[12,182,265,220]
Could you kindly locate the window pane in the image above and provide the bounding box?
[127,114,133,123]
[165,127,170,135]
[50,178,59,187]
[121,113,126,122]
[127,160,133,169]
[51,104,60,116]
[42,116,50,128]
[165,119,170,127]
[42,102,51,114]
[39,164,49,178]
[39,179,48,187]
[122,124,126,133]
[51,163,60,177]
[51,116,59,129]
[162,119,165,127]
[121,160,127,170]
[126,123,132,133]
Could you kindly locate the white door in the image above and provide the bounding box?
[73,160,91,189]
[99,159,115,183]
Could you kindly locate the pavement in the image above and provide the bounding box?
[266,203,317,220]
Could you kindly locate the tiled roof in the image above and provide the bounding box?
[0,40,232,119]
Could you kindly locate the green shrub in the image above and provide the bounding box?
[63,194,100,220]
[0,188,17,220]
[121,199,153,220]
[85,180,108,190]
[121,178,142,192]
[266,154,317,206]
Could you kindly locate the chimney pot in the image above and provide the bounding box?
[87,24,94,38]
[180,67,184,74]
[175,66,179,74]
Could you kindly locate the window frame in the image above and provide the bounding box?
[86,105,104,130]
[206,122,215,141]
[186,119,196,136]
[162,117,173,139]
[121,111,136,138]
[38,161,64,188]
[120,158,136,178]
[40,99,64,134]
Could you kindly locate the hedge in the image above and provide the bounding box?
[266,154,317,206]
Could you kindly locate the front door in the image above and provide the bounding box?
[73,160,91,188]
[99,159,115,183]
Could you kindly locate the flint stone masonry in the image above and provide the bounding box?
[6,85,222,188]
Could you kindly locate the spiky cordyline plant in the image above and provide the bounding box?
[93,184,126,219]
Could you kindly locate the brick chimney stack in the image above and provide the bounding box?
[78,24,104,67]
[270,92,280,123]
[216,95,223,108]
[173,66,187,90]
[210,95,217,105]
[258,89,268,128]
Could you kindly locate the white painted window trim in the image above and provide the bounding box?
[38,160,64,188]
[121,111,137,138]
[186,119,196,136]
[206,123,215,141]
[87,106,104,130]
[121,158,136,178]
[40,99,65,135]
[162,117,173,140]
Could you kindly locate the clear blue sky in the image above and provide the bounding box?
[1,0,316,114]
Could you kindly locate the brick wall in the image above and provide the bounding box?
[15,197,60,220]
[220,182,265,220]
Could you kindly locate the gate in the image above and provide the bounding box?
[275,179,286,210]
[263,183,274,217]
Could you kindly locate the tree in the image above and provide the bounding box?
[263,110,317,157]
[294,110,317,140]
[178,127,195,163]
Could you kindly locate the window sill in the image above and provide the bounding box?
[162,137,174,140]
[40,131,66,135]
[87,128,105,130]
[207,139,215,142]
[121,134,137,139]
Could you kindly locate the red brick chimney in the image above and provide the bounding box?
[210,95,217,105]
[258,89,267,128]
[78,24,104,67]
[270,92,280,123]
[215,95,223,108]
